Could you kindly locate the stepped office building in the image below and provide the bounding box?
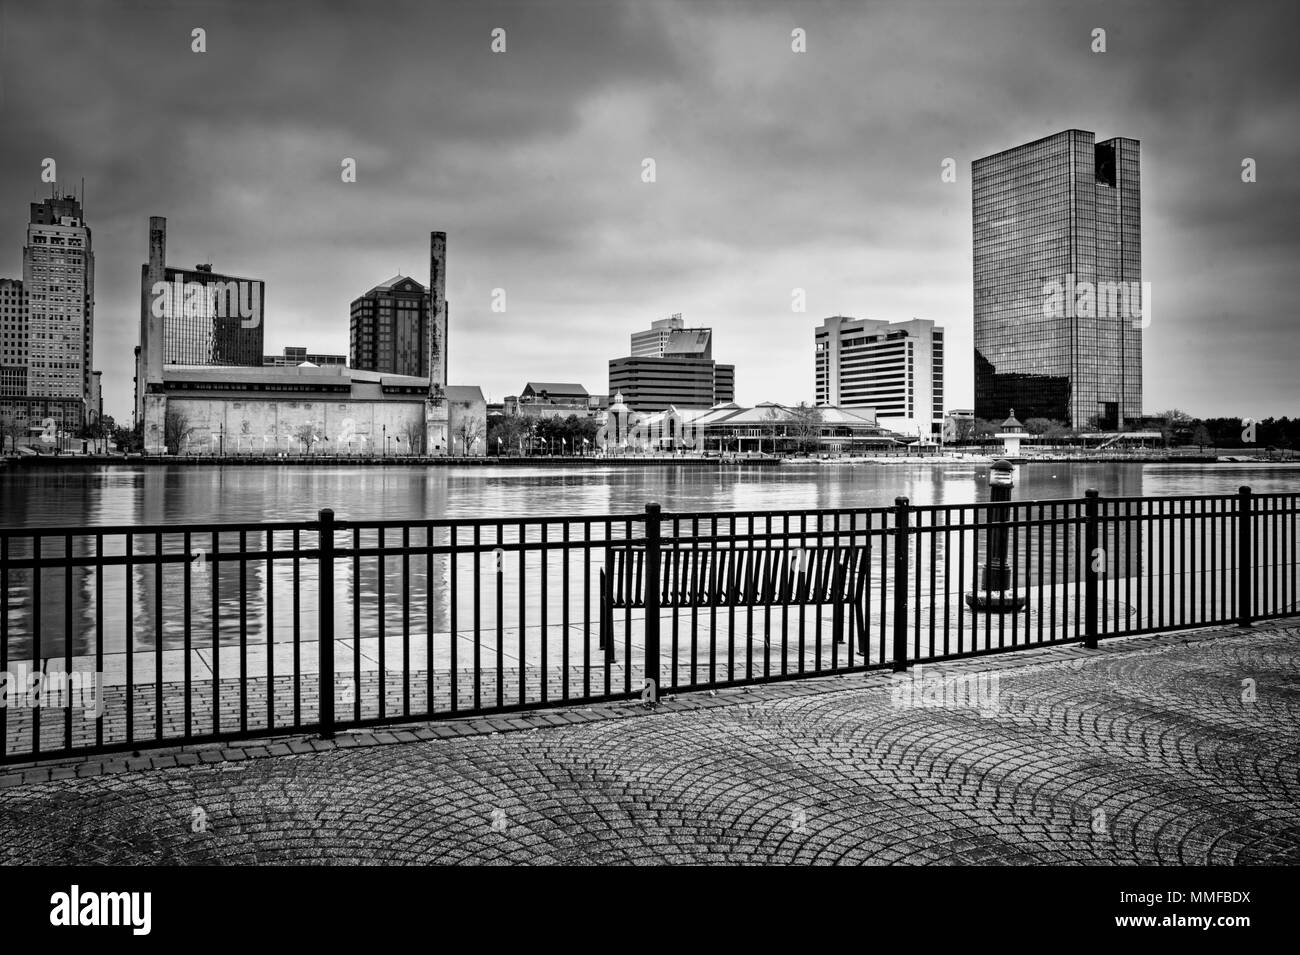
[972,129,1142,429]
[610,319,735,412]
[815,316,944,440]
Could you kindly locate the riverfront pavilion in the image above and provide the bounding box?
[627,401,905,454]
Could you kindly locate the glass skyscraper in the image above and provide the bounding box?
[159,264,265,367]
[972,129,1142,429]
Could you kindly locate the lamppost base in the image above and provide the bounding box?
[965,592,1028,613]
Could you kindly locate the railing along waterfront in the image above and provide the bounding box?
[1,487,1296,763]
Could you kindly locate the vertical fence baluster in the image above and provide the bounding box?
[318,509,335,739]
[1238,486,1253,627]
[432,524,440,715]
[519,520,527,707]
[403,525,411,718]
[266,528,275,731]
[893,497,909,672]
[1084,489,1099,649]
[541,522,548,705]
[65,534,75,750]
[645,504,661,699]
[293,527,302,728]
[96,534,105,748]
[238,530,247,734]
[377,527,386,720]
[474,524,482,711]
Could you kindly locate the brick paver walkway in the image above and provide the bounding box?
[0,622,1296,864]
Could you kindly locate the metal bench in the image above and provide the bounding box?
[598,542,872,658]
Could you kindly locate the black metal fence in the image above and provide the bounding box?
[1,487,1295,764]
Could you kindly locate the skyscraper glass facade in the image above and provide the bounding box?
[973,129,1141,428]
[159,266,265,367]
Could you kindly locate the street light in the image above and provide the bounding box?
[965,459,1028,612]
[383,424,388,457]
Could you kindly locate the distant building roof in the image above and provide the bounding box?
[161,363,429,399]
[365,275,426,295]
[522,382,588,399]
[445,384,485,403]
[663,329,712,358]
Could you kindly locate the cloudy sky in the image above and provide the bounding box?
[1,0,1296,423]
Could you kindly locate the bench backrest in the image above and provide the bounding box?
[605,543,869,609]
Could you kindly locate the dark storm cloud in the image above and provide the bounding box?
[0,0,1296,420]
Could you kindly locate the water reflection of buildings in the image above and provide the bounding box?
[6,461,1249,665]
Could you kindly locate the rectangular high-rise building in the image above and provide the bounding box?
[136,217,266,423]
[615,313,731,411]
[350,275,430,378]
[972,129,1142,429]
[608,357,734,412]
[156,263,265,367]
[11,194,96,431]
[0,277,26,402]
[631,314,715,359]
[815,316,944,439]
[631,314,683,357]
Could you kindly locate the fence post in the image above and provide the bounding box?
[1238,485,1253,628]
[318,508,335,738]
[832,550,846,646]
[892,496,909,672]
[1084,489,1099,649]
[644,503,662,696]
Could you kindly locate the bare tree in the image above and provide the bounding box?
[294,424,319,453]
[0,416,27,453]
[457,418,484,456]
[164,410,196,454]
[401,421,425,455]
[761,405,784,454]
[788,402,824,452]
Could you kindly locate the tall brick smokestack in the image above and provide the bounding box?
[137,215,166,423]
[428,231,447,393]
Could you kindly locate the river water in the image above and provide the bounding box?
[1,462,1296,662]
[3,460,1298,527]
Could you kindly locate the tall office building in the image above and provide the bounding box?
[608,356,735,412]
[632,314,685,357]
[0,278,26,403]
[157,262,265,367]
[613,315,732,412]
[972,129,1142,429]
[350,275,430,377]
[4,193,97,431]
[815,316,944,439]
[135,217,264,423]
[631,314,718,360]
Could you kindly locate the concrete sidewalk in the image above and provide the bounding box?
[0,622,1296,864]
